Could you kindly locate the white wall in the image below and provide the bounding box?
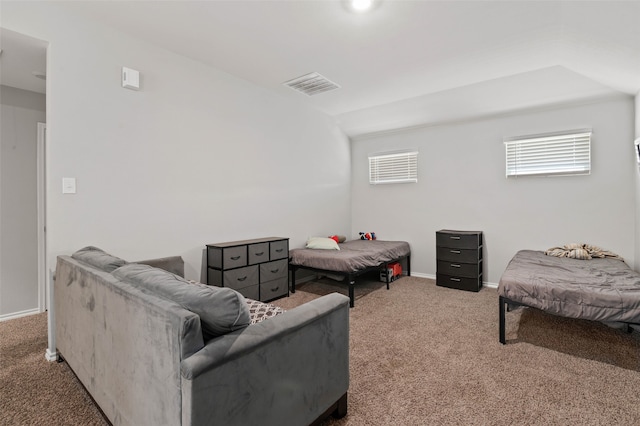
[0,86,46,318]
[351,96,636,284]
[2,3,351,281]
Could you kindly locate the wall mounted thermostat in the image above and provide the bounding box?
[122,67,140,90]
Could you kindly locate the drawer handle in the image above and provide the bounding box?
[451,264,461,268]
[275,249,283,253]
[450,278,461,282]
[270,268,279,273]
[255,252,264,256]
[230,256,241,260]
[271,286,279,292]
[450,250,461,254]
[450,236,461,240]
[237,276,247,282]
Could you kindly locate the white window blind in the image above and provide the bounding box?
[369,151,418,184]
[505,130,591,177]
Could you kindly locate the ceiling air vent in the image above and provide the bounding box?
[283,72,341,96]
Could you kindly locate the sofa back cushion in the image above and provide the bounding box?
[113,263,250,338]
[72,246,128,272]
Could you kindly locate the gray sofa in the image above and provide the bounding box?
[54,247,349,426]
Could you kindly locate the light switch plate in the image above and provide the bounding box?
[62,177,76,194]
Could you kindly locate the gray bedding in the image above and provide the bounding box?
[289,240,411,274]
[498,250,640,323]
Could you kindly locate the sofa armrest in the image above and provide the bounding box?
[180,292,349,426]
[135,256,184,277]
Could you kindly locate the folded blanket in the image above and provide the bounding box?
[545,243,623,260]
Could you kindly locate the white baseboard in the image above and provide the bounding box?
[45,348,58,362]
[408,272,435,279]
[302,270,500,289]
[0,307,41,322]
[291,275,318,286]
[404,272,498,288]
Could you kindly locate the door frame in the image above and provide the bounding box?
[37,122,47,312]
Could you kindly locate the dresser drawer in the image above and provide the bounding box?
[270,240,289,260]
[436,246,481,264]
[238,284,260,300]
[436,231,482,249]
[223,265,259,291]
[248,243,269,265]
[208,245,247,269]
[436,273,482,292]
[261,277,288,301]
[437,260,480,278]
[260,259,288,282]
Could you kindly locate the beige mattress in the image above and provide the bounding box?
[289,240,410,274]
[498,250,640,323]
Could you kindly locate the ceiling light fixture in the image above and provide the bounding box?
[351,0,373,12]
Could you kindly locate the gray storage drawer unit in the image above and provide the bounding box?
[436,230,483,292]
[206,237,289,302]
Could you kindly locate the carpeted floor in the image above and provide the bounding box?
[2,274,640,425]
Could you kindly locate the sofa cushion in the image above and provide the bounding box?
[136,256,185,277]
[112,263,250,338]
[71,246,128,272]
[245,298,286,324]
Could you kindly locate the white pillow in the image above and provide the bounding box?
[306,237,340,250]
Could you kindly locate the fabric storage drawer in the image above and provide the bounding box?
[436,247,480,263]
[223,265,259,291]
[260,259,288,282]
[208,245,247,269]
[436,273,480,292]
[206,237,289,302]
[238,284,260,300]
[436,232,482,249]
[261,277,288,301]
[270,240,288,260]
[437,260,479,278]
[249,243,269,265]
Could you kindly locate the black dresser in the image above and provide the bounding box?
[206,237,289,302]
[436,230,483,292]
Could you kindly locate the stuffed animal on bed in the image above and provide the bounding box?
[359,232,377,240]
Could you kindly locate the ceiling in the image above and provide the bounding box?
[2,1,639,137]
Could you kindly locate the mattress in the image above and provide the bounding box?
[498,250,640,323]
[289,240,410,274]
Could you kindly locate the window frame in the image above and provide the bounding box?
[368,151,418,185]
[504,129,592,178]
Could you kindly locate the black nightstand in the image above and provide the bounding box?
[436,230,483,292]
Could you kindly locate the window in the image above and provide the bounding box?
[369,151,418,184]
[504,130,591,177]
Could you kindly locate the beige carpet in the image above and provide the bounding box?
[2,275,640,425]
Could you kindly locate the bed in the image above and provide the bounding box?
[498,249,640,344]
[289,240,411,307]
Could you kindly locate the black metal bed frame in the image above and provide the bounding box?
[499,295,636,344]
[499,295,523,344]
[289,254,411,308]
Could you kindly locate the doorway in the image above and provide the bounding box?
[0,28,48,320]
